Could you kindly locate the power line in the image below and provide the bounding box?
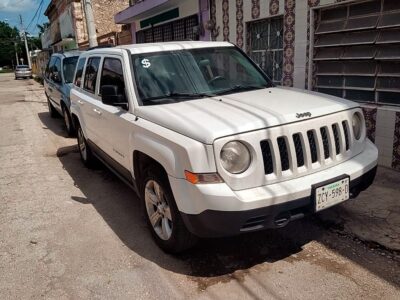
[26,0,44,32]
[33,0,46,36]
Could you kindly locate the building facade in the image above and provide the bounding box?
[116,0,400,171]
[41,0,130,52]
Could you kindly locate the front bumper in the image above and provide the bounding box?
[169,140,378,238]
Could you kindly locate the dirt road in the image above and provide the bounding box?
[0,73,399,299]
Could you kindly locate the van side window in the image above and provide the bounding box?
[100,58,126,102]
[45,57,56,79]
[74,57,86,87]
[83,57,101,93]
[52,58,62,83]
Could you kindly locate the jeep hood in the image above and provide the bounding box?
[136,87,358,144]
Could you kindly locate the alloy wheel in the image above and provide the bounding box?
[144,180,173,240]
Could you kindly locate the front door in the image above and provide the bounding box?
[92,56,133,172]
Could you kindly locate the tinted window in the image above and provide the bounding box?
[83,57,101,93]
[52,58,62,83]
[74,57,86,87]
[100,58,126,101]
[16,65,29,69]
[63,56,79,83]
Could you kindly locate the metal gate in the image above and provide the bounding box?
[136,14,199,43]
[247,17,283,85]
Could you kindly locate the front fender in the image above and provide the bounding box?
[129,118,217,179]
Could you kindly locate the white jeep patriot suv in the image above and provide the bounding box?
[70,41,378,253]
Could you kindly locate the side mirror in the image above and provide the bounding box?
[52,71,60,83]
[101,85,128,109]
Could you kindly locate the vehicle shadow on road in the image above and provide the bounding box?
[38,112,70,138]
[57,145,399,289]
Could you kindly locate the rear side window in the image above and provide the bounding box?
[74,57,86,87]
[100,58,126,100]
[63,56,79,83]
[52,58,62,83]
[83,57,101,93]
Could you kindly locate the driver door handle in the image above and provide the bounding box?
[93,108,102,115]
[77,100,84,105]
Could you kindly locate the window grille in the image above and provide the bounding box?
[313,0,400,106]
[135,14,199,43]
[247,17,284,85]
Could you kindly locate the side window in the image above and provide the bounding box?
[52,58,62,83]
[100,58,126,102]
[83,57,101,93]
[45,57,56,79]
[74,57,86,87]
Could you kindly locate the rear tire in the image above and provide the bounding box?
[76,123,97,168]
[140,165,197,253]
[62,106,75,137]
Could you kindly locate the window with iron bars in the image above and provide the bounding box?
[136,14,199,43]
[246,17,284,85]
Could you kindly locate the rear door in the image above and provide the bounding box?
[51,57,63,110]
[79,56,102,145]
[44,57,56,104]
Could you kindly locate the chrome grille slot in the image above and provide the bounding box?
[332,123,341,154]
[293,133,304,167]
[342,121,350,151]
[320,127,330,159]
[277,137,290,171]
[307,130,318,163]
[260,140,274,174]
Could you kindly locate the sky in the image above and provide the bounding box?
[0,0,50,36]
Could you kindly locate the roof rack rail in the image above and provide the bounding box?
[87,44,114,51]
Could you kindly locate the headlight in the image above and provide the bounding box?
[352,112,363,140]
[220,141,251,174]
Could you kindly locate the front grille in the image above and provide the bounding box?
[307,130,318,163]
[332,124,341,154]
[260,117,354,176]
[293,133,304,167]
[277,137,290,171]
[260,140,274,174]
[342,121,350,151]
[320,127,330,159]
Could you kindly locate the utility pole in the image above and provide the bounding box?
[83,0,98,48]
[14,42,19,67]
[19,14,32,68]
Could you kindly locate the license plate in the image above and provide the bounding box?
[315,177,349,212]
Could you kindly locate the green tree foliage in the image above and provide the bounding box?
[0,21,44,67]
[0,21,20,67]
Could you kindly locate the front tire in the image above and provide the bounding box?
[141,166,197,253]
[76,124,96,168]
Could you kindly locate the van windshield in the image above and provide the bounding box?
[131,47,273,105]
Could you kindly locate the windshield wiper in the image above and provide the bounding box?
[215,85,266,96]
[142,92,215,102]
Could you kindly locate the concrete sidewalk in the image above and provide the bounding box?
[320,167,400,251]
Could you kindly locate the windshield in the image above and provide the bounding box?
[17,65,29,69]
[132,47,273,105]
[63,56,79,83]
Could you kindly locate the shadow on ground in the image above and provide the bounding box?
[38,112,71,138]
[56,144,400,289]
